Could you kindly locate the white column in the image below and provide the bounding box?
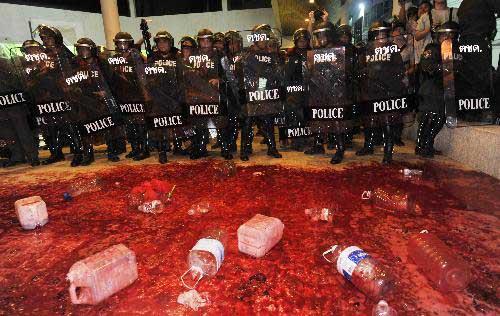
[100,0,121,50]
[128,0,136,18]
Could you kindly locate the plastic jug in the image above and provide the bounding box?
[14,196,48,230]
[238,214,284,258]
[67,244,138,305]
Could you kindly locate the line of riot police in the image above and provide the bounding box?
[0,18,496,168]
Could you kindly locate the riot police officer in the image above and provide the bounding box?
[238,24,282,161]
[283,28,311,152]
[34,25,77,165]
[416,22,460,158]
[108,32,150,161]
[146,30,182,163]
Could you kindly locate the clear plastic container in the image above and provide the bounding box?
[181,229,227,289]
[372,300,398,316]
[187,202,211,216]
[67,244,138,305]
[304,207,334,222]
[14,196,49,230]
[407,230,473,292]
[63,176,102,201]
[363,188,416,213]
[323,244,395,299]
[238,214,284,258]
[400,168,423,181]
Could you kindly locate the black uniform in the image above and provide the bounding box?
[0,56,39,167]
[237,24,283,161]
[145,45,183,163]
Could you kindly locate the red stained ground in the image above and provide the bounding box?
[0,160,499,315]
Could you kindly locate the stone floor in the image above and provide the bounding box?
[0,136,463,185]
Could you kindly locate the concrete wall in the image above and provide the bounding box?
[0,3,276,47]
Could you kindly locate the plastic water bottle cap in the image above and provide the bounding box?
[63,192,72,201]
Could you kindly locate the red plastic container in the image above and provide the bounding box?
[323,244,395,300]
[67,244,138,305]
[238,214,284,258]
[408,231,473,292]
[14,196,48,230]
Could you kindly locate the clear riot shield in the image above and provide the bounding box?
[100,49,147,125]
[180,51,227,130]
[358,34,416,126]
[144,55,187,139]
[442,39,495,127]
[237,28,284,118]
[10,46,73,128]
[304,46,354,135]
[0,46,28,149]
[278,48,312,141]
[62,58,123,143]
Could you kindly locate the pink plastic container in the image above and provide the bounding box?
[67,244,138,305]
[238,214,284,258]
[14,196,48,230]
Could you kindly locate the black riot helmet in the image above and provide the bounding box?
[154,30,174,44]
[224,30,243,55]
[75,38,97,59]
[37,24,64,47]
[312,21,336,48]
[179,36,197,49]
[224,30,242,44]
[251,24,274,50]
[436,21,460,44]
[337,24,353,44]
[293,28,311,45]
[213,32,225,43]
[113,32,134,51]
[21,39,43,53]
[197,29,214,42]
[369,21,391,41]
[213,32,225,53]
[114,32,134,43]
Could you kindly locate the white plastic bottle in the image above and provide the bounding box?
[181,229,227,289]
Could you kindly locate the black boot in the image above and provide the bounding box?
[327,133,335,150]
[394,123,405,146]
[330,134,345,164]
[263,118,282,158]
[107,140,120,162]
[133,128,150,161]
[42,128,65,165]
[158,141,168,164]
[80,145,94,166]
[69,126,84,167]
[305,135,325,155]
[218,128,233,160]
[42,150,65,165]
[422,113,445,158]
[382,125,394,164]
[415,113,431,156]
[240,118,253,161]
[126,141,140,159]
[356,128,375,156]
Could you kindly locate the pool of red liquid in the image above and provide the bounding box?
[0,160,498,315]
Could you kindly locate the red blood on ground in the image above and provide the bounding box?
[0,160,498,315]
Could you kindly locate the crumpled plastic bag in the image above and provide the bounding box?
[127,179,175,214]
[177,289,210,311]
